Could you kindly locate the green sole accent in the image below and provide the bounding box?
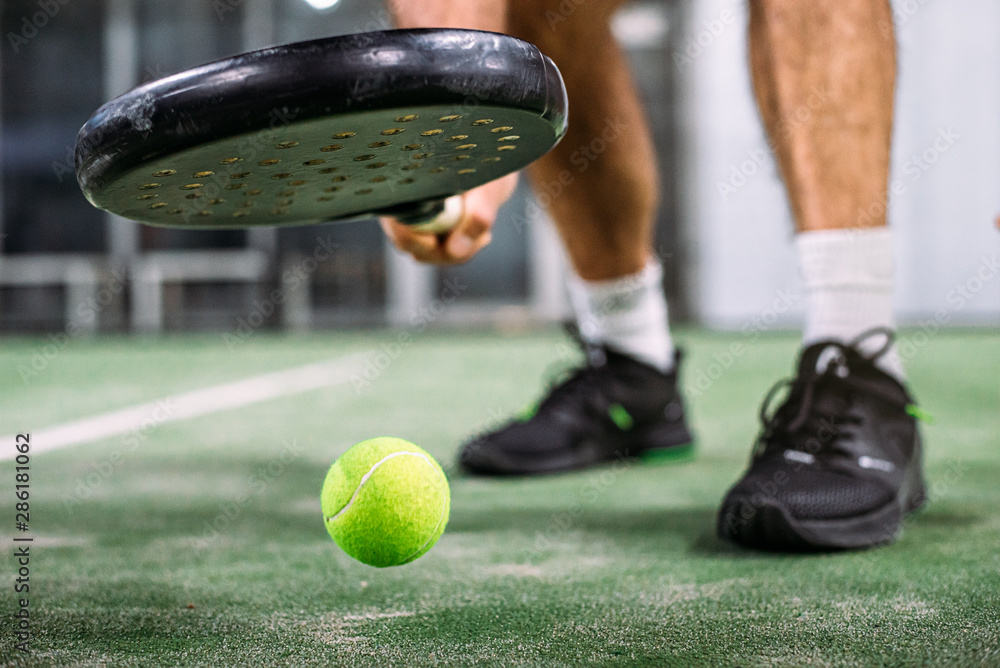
[639,442,696,464]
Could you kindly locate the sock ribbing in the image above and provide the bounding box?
[567,260,675,373]
[796,227,904,380]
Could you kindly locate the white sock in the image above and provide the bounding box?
[796,227,904,380]
[567,260,675,373]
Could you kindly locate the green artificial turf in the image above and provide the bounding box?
[1,328,998,667]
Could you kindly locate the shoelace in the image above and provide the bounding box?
[534,322,612,416]
[755,328,905,458]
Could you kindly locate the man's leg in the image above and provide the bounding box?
[718,0,925,551]
[750,0,902,373]
[464,0,693,476]
[507,1,678,374]
[388,0,692,474]
[509,2,657,282]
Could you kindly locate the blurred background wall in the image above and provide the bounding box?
[1,0,997,336]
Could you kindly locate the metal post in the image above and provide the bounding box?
[103,0,140,264]
[385,240,433,327]
[528,202,570,322]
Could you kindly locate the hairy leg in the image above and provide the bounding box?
[509,0,658,279]
[749,0,896,232]
[387,0,659,278]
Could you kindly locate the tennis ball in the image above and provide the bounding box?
[321,437,450,567]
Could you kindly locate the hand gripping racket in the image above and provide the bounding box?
[74,29,568,233]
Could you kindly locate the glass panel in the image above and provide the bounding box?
[1,0,106,254]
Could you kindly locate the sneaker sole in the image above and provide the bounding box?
[460,422,695,476]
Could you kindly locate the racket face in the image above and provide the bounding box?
[96,105,550,228]
[75,29,567,230]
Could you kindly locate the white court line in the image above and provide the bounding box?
[0,352,368,460]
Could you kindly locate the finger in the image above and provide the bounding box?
[379,217,443,262]
[439,173,518,262]
[444,209,491,261]
[380,172,519,264]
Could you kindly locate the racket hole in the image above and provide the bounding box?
[402,144,423,151]
[272,208,288,215]
[332,132,356,139]
[323,186,341,193]
[238,201,254,208]
[353,155,376,162]
[259,159,281,166]
[276,199,294,206]
[497,135,520,142]
[138,183,162,190]
[438,115,462,122]
[288,180,307,186]
[395,114,419,122]
[149,202,167,209]
[365,162,387,170]
[447,135,469,142]
[331,176,349,182]
[456,144,477,150]
[167,209,184,215]
[275,141,299,149]
[193,170,215,178]
[317,196,335,202]
[368,141,392,148]
[303,159,325,166]
[482,157,502,163]
[321,144,344,152]
[497,145,516,151]
[136,194,158,200]
[354,189,373,195]
[151,169,176,177]
[180,183,204,190]
[271,173,292,180]
[233,210,251,218]
[318,167,339,174]
[458,168,476,174]
[429,167,447,174]
[246,189,263,196]
[399,178,415,184]
[491,126,514,133]
[472,119,494,126]
[369,176,387,183]
[413,153,432,160]
[400,164,420,171]
[278,190,296,197]
[185,193,204,199]
[452,155,471,161]
[219,157,242,164]
[225,184,246,190]
[196,210,213,217]
[381,128,405,136]
[420,129,443,137]
[229,173,252,180]
[208,198,225,205]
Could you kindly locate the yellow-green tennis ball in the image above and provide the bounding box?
[321,437,450,568]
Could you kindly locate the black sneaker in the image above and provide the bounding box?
[718,328,927,551]
[458,328,694,475]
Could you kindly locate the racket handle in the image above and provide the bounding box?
[407,196,464,234]
[379,196,463,234]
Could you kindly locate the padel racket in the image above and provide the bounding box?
[75,29,568,232]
